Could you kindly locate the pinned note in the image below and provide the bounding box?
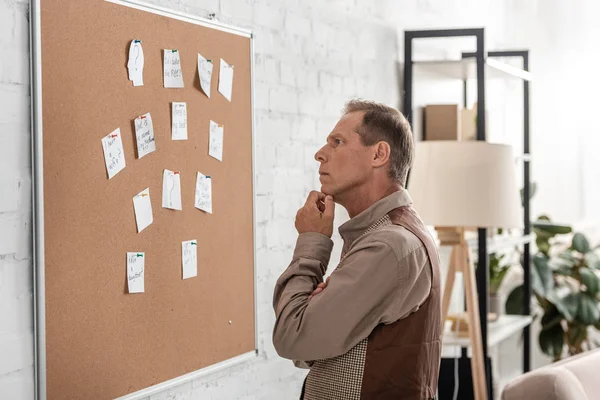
[127,252,145,293]
[101,128,126,179]
[182,240,198,279]
[209,121,224,161]
[133,188,153,233]
[163,49,184,88]
[127,40,144,86]
[195,172,212,214]
[134,112,156,158]
[198,53,213,98]
[162,169,182,210]
[171,102,188,140]
[218,58,234,102]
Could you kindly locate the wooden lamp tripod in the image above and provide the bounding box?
[439,228,487,400]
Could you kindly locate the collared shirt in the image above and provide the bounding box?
[272,189,432,362]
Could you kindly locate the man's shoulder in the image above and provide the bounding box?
[358,224,424,260]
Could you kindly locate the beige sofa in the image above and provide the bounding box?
[501,347,600,400]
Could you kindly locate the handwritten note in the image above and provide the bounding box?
[127,40,144,86]
[127,252,145,293]
[198,53,213,98]
[195,172,212,214]
[133,188,153,233]
[218,58,234,101]
[163,49,184,88]
[162,169,182,210]
[182,240,198,279]
[209,121,224,161]
[171,102,188,140]
[134,112,156,158]
[101,128,126,179]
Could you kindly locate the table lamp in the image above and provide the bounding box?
[407,141,522,400]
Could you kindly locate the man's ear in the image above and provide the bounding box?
[372,141,391,168]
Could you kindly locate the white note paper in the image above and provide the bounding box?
[127,252,145,293]
[101,128,126,179]
[133,187,153,233]
[127,40,144,86]
[163,49,184,88]
[209,121,224,161]
[171,102,188,140]
[182,240,198,279]
[162,169,182,210]
[134,112,156,158]
[198,53,213,98]
[195,172,212,214]
[218,58,234,102]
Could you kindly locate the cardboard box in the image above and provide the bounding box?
[424,103,482,141]
[424,104,460,141]
[460,106,477,141]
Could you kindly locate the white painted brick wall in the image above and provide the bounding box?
[0,0,33,397]
[3,0,597,399]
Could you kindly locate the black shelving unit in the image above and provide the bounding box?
[403,28,532,398]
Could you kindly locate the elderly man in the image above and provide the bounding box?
[272,100,442,400]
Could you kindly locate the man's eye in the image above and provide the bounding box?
[335,139,343,145]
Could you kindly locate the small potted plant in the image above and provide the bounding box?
[489,252,512,320]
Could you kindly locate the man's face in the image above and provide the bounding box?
[314,111,373,198]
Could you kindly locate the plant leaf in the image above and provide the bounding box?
[558,251,577,264]
[548,257,575,271]
[505,285,524,315]
[573,232,591,254]
[532,220,572,235]
[585,252,600,270]
[576,293,600,325]
[532,254,554,297]
[490,257,512,294]
[539,323,564,359]
[548,292,578,322]
[540,304,561,329]
[520,182,537,207]
[566,324,587,347]
[549,262,573,277]
[536,237,551,256]
[579,267,600,295]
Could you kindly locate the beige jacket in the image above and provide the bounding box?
[272,189,432,363]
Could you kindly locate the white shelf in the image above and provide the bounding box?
[443,314,533,348]
[466,233,535,253]
[411,58,532,81]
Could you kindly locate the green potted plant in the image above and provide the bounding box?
[474,226,516,319]
[489,252,512,319]
[505,216,600,361]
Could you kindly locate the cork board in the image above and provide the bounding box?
[39,1,255,398]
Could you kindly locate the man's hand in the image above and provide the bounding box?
[295,191,335,238]
[308,276,330,300]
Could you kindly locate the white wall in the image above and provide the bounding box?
[1,0,598,399]
[0,0,34,398]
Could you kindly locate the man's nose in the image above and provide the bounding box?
[314,146,326,163]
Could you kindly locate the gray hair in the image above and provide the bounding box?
[344,99,414,186]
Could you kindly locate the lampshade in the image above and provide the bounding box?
[407,141,522,229]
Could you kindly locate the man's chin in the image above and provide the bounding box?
[320,185,335,197]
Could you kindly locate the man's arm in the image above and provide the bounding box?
[273,234,424,362]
